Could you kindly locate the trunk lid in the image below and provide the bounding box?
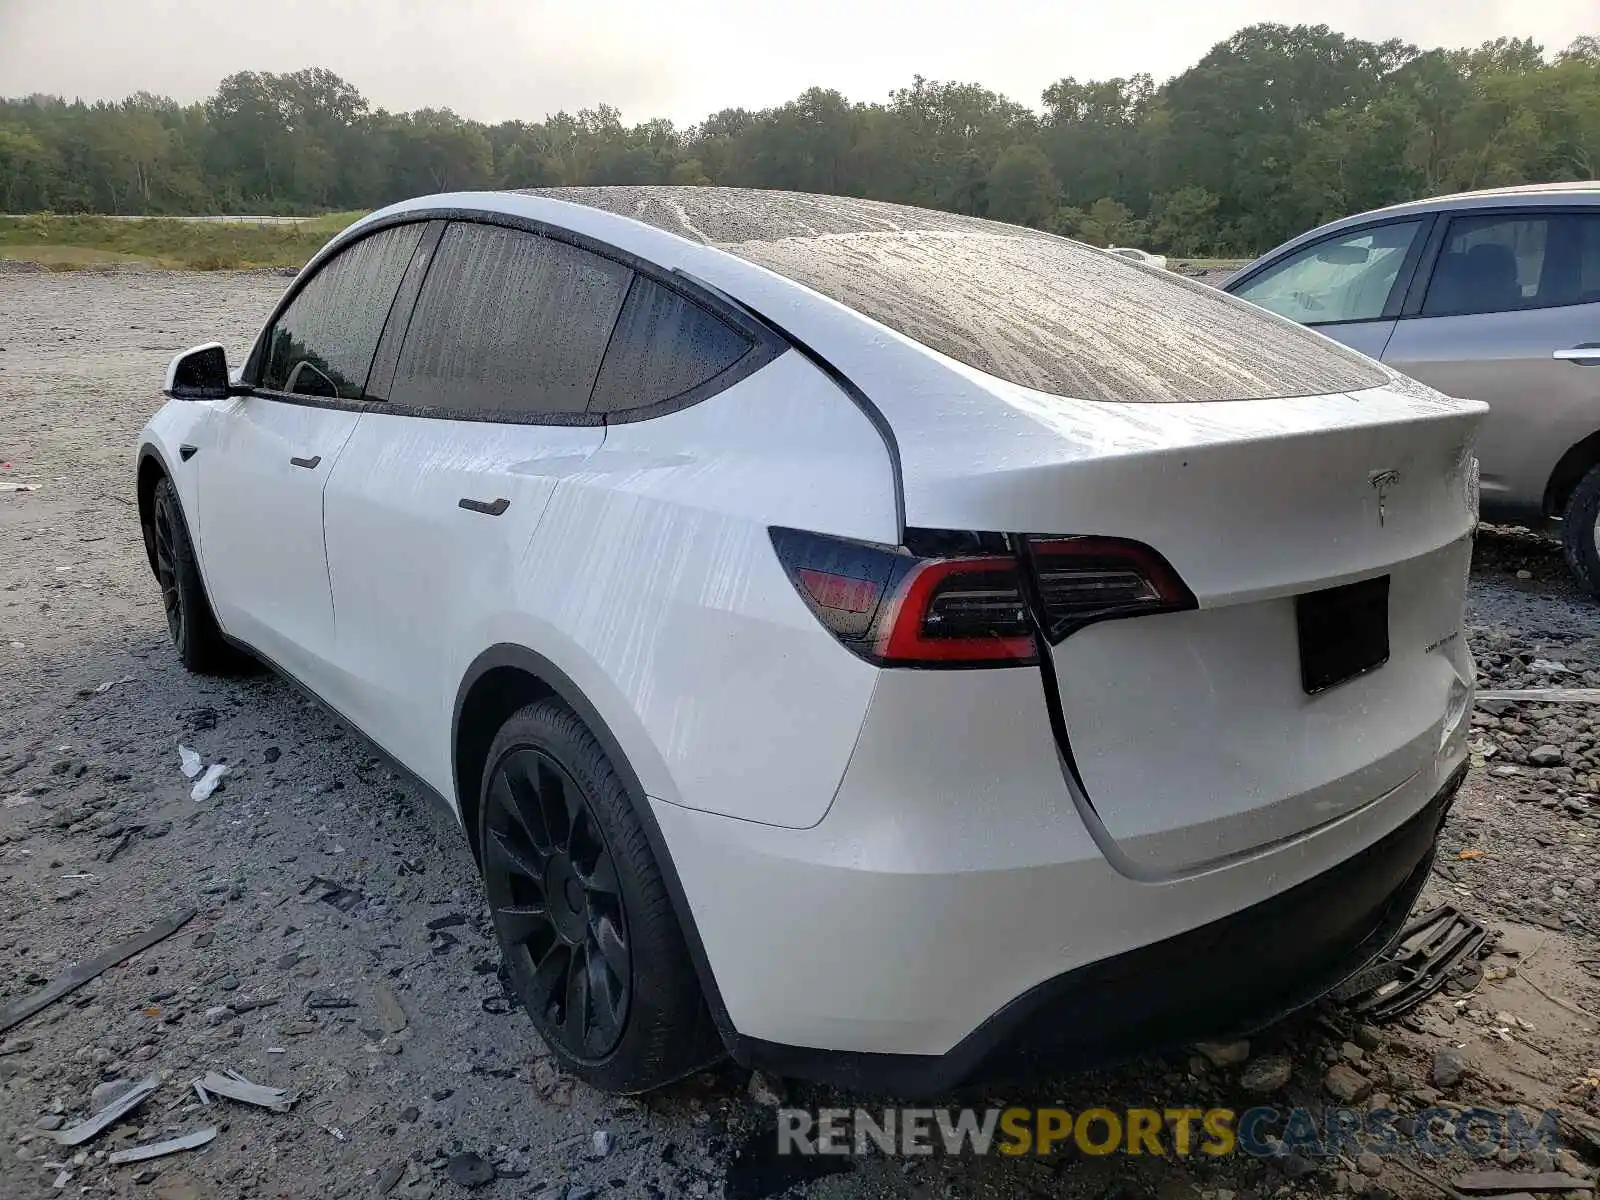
[901,380,1485,879]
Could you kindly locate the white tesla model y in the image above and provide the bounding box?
[137,188,1483,1095]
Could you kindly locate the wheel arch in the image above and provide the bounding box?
[450,642,738,1041]
[1544,428,1600,520]
[136,443,174,577]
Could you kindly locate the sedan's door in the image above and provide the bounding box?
[1227,217,1430,359]
[1381,208,1600,523]
[322,221,628,793]
[193,222,431,690]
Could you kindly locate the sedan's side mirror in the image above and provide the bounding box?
[164,343,232,401]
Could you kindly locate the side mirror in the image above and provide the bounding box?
[164,343,231,401]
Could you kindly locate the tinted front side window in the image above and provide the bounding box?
[390,222,630,416]
[590,276,753,413]
[1423,212,1600,317]
[1233,221,1421,325]
[260,223,425,399]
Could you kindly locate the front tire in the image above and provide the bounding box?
[478,700,718,1093]
[1560,463,1600,600]
[149,476,243,674]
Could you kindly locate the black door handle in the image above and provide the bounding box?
[459,497,510,516]
[290,455,322,469]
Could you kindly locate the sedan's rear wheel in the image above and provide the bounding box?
[479,700,718,1092]
[1560,462,1600,600]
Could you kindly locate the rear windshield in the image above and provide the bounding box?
[527,188,1387,404]
[731,229,1386,403]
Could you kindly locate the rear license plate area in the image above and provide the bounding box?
[1296,576,1390,694]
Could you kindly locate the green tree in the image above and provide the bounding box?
[986,143,1058,226]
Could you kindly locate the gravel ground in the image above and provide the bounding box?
[1,270,1598,1200]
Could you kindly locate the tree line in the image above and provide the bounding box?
[3,23,1598,257]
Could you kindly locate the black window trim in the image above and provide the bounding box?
[1400,203,1600,320]
[242,208,788,426]
[1225,214,1436,328]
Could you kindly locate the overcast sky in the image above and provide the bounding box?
[1,0,1593,126]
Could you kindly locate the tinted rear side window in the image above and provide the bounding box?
[260,223,425,399]
[390,222,630,416]
[1423,211,1600,317]
[590,276,754,414]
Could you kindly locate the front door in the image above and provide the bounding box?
[194,221,430,690]
[1227,217,1430,360]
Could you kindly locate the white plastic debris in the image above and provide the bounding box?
[191,1069,292,1113]
[190,763,228,801]
[1529,659,1572,674]
[107,1126,218,1164]
[53,1076,159,1146]
[0,483,40,492]
[178,745,202,780]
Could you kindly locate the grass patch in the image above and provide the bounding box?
[0,212,371,270]
[0,244,155,269]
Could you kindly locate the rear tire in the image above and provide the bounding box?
[477,699,719,1093]
[149,476,246,674]
[1560,463,1600,600]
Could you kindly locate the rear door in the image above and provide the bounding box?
[1382,207,1600,522]
[1227,217,1432,359]
[194,222,427,689]
[322,220,626,792]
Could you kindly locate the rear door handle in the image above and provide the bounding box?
[289,455,322,469]
[458,497,510,516]
[1553,346,1600,363]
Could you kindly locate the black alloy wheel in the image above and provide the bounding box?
[152,482,186,644]
[482,745,631,1060]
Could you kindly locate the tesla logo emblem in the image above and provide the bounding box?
[1369,469,1401,527]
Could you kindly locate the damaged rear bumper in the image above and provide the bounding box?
[728,761,1466,1096]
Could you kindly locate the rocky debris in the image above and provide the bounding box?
[1196,1039,1250,1067]
[444,1153,495,1189]
[1431,1046,1469,1089]
[747,1070,783,1107]
[1324,1063,1373,1104]
[590,1128,613,1159]
[1240,1054,1293,1093]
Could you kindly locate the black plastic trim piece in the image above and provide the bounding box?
[289,455,322,470]
[178,444,197,462]
[729,765,1463,1096]
[364,219,447,404]
[451,643,737,1045]
[458,496,510,516]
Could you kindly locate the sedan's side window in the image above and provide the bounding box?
[389,222,631,417]
[1422,212,1600,317]
[1233,220,1422,325]
[260,223,426,400]
[589,276,755,414]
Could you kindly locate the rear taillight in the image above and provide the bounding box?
[1026,537,1196,640]
[771,527,1194,668]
